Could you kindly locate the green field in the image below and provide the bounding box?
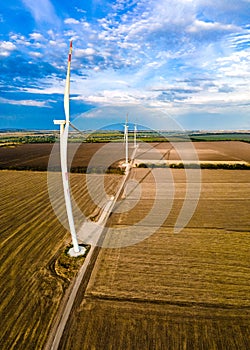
[190,132,250,142]
[0,130,250,145]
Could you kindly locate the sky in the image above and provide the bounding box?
[0,0,249,131]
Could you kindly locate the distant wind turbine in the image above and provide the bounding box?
[123,113,129,165]
[134,123,137,148]
[54,41,82,254]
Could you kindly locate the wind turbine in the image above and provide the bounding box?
[123,114,129,166]
[134,123,137,148]
[54,41,83,255]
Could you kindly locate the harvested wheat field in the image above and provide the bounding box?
[0,170,121,350]
[60,166,250,349]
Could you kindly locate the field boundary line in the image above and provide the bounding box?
[84,294,250,310]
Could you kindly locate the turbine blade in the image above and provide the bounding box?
[64,40,73,123]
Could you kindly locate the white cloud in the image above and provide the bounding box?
[0,41,16,51]
[64,18,80,25]
[49,40,57,46]
[75,48,96,57]
[29,33,44,41]
[75,7,87,14]
[48,40,67,48]
[0,41,16,56]
[64,30,79,39]
[29,52,43,58]
[22,86,64,95]
[21,0,59,24]
[0,97,49,107]
[227,30,250,49]
[184,90,249,106]
[9,34,31,47]
[187,19,240,33]
[216,51,250,81]
[75,90,139,105]
[47,29,55,39]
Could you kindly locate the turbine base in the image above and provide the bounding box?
[68,245,87,257]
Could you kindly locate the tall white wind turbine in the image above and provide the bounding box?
[54,41,81,254]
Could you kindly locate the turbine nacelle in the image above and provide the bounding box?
[54,120,66,125]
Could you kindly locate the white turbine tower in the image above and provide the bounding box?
[54,41,84,256]
[123,114,129,166]
[134,123,137,148]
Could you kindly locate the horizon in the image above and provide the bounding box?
[0,1,249,130]
[1,127,250,133]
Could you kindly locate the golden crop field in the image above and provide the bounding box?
[0,170,121,350]
[59,168,250,349]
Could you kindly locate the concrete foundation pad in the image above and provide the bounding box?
[68,246,87,257]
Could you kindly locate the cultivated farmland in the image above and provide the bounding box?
[59,157,250,348]
[0,141,250,350]
[154,141,250,161]
[0,141,250,172]
[0,171,121,349]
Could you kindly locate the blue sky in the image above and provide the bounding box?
[0,0,249,130]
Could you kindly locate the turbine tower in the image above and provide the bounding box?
[124,114,129,165]
[134,123,137,148]
[54,41,81,254]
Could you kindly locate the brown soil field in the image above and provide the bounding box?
[60,168,250,349]
[0,141,249,171]
[0,143,54,169]
[0,170,121,350]
[153,141,250,162]
[0,143,125,171]
[192,141,250,162]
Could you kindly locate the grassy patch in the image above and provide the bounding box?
[55,244,91,281]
